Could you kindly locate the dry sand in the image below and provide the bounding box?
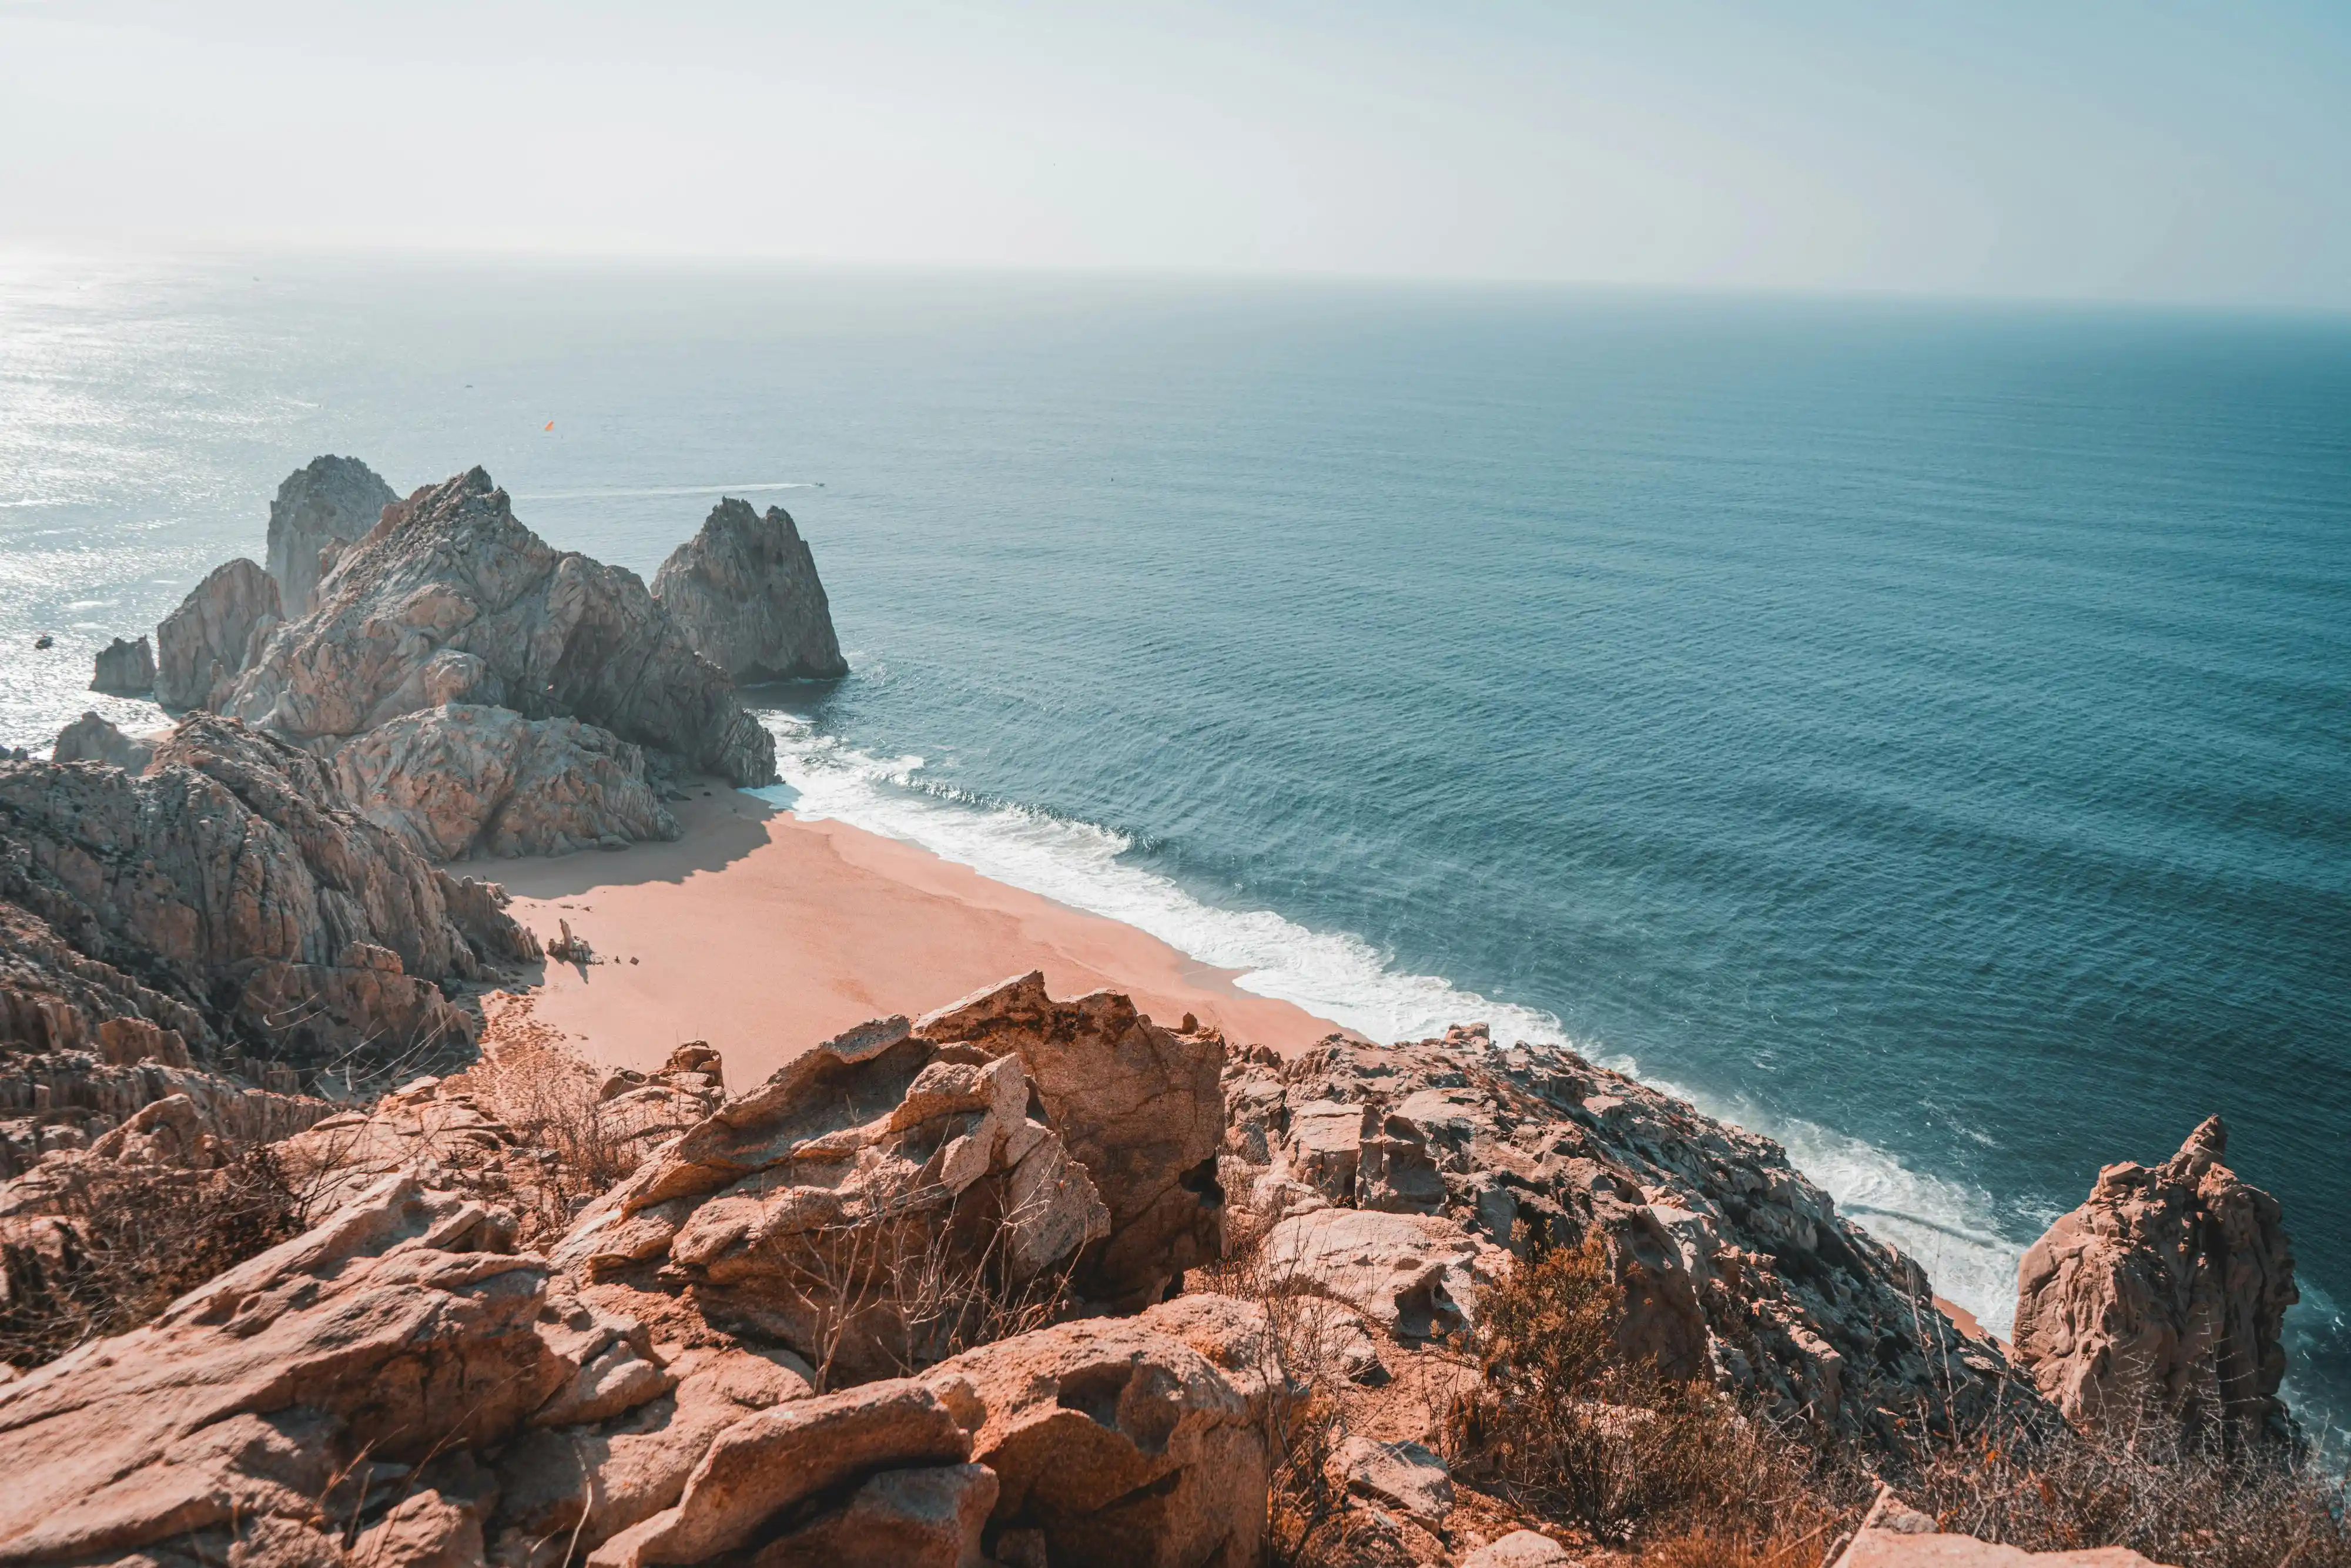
[479,789,1348,1083]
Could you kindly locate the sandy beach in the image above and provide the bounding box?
[480,789,1348,1083]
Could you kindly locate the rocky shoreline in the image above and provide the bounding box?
[0,460,2320,1566]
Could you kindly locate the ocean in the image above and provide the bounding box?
[4,257,2347,1426]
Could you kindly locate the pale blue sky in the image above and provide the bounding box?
[2,1,2346,307]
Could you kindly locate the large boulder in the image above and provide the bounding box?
[916,973,1228,1308]
[1221,1030,2042,1448]
[921,1298,1272,1568]
[87,636,154,698]
[49,712,152,772]
[651,498,848,684]
[266,454,396,615]
[223,467,776,786]
[153,558,281,712]
[0,1174,648,1567]
[0,713,536,1079]
[2012,1116,2296,1443]
[330,702,679,861]
[555,1014,1110,1386]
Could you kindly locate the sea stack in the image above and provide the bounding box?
[266,454,396,615]
[152,558,282,712]
[652,497,849,683]
[2012,1115,2298,1444]
[88,634,156,696]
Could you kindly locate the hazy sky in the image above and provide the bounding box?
[4,1,2347,307]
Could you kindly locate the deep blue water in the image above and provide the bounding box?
[4,259,2347,1424]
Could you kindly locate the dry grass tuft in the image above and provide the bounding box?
[0,1146,302,1368]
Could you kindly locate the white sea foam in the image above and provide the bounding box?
[753,711,2031,1335]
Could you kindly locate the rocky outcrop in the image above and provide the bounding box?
[2012,1116,2296,1443]
[1,714,536,1084]
[331,703,679,861]
[1830,1487,2167,1568]
[153,558,281,712]
[1221,1028,2035,1446]
[266,454,396,615]
[0,1053,328,1180]
[48,712,151,772]
[558,1013,1112,1386]
[916,973,1228,1309]
[87,636,154,698]
[225,467,776,786]
[652,498,848,684]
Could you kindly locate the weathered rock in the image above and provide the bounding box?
[330,702,679,861]
[2013,1116,2296,1443]
[154,557,281,712]
[587,1379,972,1567]
[266,454,396,615]
[225,467,776,786]
[652,498,848,684]
[1463,1530,1573,1568]
[917,973,1228,1308]
[756,1462,997,1568]
[1331,1436,1451,1523]
[1224,1033,2043,1447]
[557,1014,1109,1385]
[1262,1207,1505,1342]
[88,636,155,698]
[0,1049,327,1180]
[924,1299,1271,1568]
[49,712,152,772]
[1830,1486,2168,1568]
[0,1174,628,1566]
[1,713,535,1081]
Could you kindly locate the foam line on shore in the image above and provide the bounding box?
[756,711,2031,1335]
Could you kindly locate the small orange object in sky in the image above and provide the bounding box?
[544,420,555,431]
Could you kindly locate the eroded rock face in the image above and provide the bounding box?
[2013,1116,2297,1443]
[88,636,155,698]
[916,973,1228,1309]
[331,703,679,861]
[49,712,152,772]
[1,714,536,1081]
[923,1297,1272,1568]
[0,1174,667,1568]
[154,558,281,712]
[557,1013,1111,1386]
[651,498,848,684]
[266,454,396,615]
[224,467,776,786]
[1223,1031,2039,1446]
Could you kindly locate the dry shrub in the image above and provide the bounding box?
[0,1146,302,1368]
[1451,1231,1862,1550]
[443,1030,636,1238]
[1895,1413,2351,1568]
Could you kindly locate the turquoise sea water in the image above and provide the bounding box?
[4,259,2347,1425]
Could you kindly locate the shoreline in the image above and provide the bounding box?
[480,788,1354,1083]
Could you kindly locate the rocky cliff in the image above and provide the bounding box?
[266,453,397,615]
[224,467,776,787]
[0,713,537,1085]
[2012,1115,2296,1445]
[154,558,282,712]
[652,498,848,684]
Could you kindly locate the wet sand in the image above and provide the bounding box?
[479,789,1348,1083]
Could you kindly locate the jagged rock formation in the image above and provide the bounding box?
[48,712,152,772]
[86,636,154,697]
[556,1011,1114,1386]
[1221,1027,2034,1446]
[224,467,776,786]
[1830,1486,2166,1568]
[266,454,396,615]
[1,714,537,1084]
[2012,1115,2296,1443]
[331,703,680,860]
[1,1053,329,1180]
[154,558,282,712]
[652,498,848,684]
[915,973,1228,1309]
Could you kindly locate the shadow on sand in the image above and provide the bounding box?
[454,788,783,901]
